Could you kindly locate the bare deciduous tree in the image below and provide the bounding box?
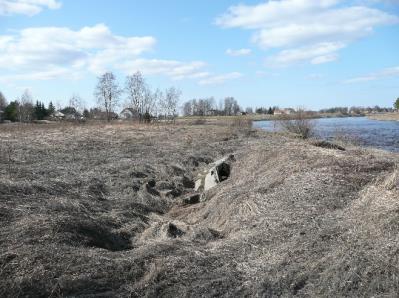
[182,100,192,116]
[152,88,163,120]
[143,87,156,116]
[17,89,34,122]
[224,97,240,116]
[182,97,230,116]
[163,87,181,123]
[125,71,147,121]
[0,91,7,110]
[94,72,121,122]
[69,94,85,114]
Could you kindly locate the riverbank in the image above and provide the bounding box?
[1,122,398,296]
[177,112,356,124]
[368,112,399,121]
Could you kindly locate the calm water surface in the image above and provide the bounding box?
[254,117,399,153]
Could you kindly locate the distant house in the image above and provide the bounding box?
[274,108,294,115]
[92,111,118,120]
[53,111,65,120]
[120,108,139,120]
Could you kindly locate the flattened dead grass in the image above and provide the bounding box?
[1,121,398,297]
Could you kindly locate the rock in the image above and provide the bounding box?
[193,227,223,242]
[146,182,160,196]
[132,180,141,192]
[195,155,235,192]
[167,223,185,238]
[183,193,201,205]
[182,176,195,189]
[156,181,175,190]
[166,188,182,198]
[147,179,156,188]
[132,184,140,192]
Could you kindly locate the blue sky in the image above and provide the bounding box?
[0,0,398,110]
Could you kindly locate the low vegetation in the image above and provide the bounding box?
[368,112,399,121]
[275,109,315,139]
[1,121,398,297]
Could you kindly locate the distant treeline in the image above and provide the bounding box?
[1,87,398,123]
[319,106,395,115]
[0,71,182,123]
[182,97,279,116]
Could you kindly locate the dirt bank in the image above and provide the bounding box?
[1,122,398,297]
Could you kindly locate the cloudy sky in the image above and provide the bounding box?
[0,0,398,109]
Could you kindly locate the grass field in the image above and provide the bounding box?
[1,121,398,296]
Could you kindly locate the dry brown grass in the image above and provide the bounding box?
[368,112,399,121]
[383,167,399,190]
[275,110,315,139]
[1,121,398,297]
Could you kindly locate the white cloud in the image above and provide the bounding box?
[267,42,345,66]
[216,0,398,65]
[0,23,241,86]
[216,0,340,30]
[199,72,243,85]
[345,66,399,83]
[0,0,61,16]
[226,48,252,56]
[0,24,156,79]
[0,24,152,79]
[119,59,208,80]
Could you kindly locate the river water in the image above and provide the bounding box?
[254,117,399,153]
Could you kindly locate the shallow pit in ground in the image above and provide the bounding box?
[55,219,132,252]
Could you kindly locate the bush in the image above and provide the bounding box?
[276,109,314,139]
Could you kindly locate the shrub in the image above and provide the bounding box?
[276,109,314,139]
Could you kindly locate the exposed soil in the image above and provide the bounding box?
[0,121,398,297]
